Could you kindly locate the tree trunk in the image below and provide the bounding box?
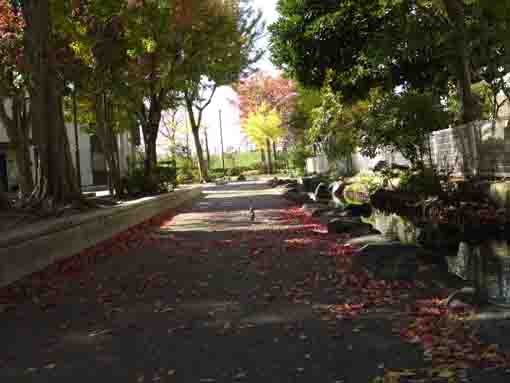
[272,141,278,172]
[0,191,9,210]
[140,93,164,191]
[0,97,34,198]
[204,128,211,167]
[265,139,273,174]
[185,98,208,182]
[141,122,160,191]
[95,94,123,197]
[442,0,481,123]
[22,0,80,205]
[191,126,208,182]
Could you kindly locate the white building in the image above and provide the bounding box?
[0,115,134,192]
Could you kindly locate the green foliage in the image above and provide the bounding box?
[225,167,241,177]
[270,0,455,100]
[270,0,510,123]
[360,90,450,166]
[343,172,384,205]
[209,151,261,170]
[124,160,177,196]
[243,103,285,149]
[309,76,363,161]
[176,157,199,184]
[157,161,177,187]
[287,86,322,141]
[349,172,385,194]
[287,143,310,174]
[447,82,494,123]
[397,167,442,196]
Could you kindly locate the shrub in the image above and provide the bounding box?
[124,161,177,196]
[348,171,384,194]
[156,163,177,191]
[288,143,311,173]
[123,166,146,196]
[398,167,442,196]
[226,167,241,177]
[176,158,196,184]
[209,168,226,180]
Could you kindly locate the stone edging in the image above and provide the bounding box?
[0,187,202,287]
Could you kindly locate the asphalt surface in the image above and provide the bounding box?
[1,181,509,383]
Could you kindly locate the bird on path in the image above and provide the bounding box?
[249,201,256,222]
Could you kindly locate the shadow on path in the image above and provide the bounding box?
[0,181,504,383]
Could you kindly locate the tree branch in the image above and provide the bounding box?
[195,84,218,129]
[196,84,218,113]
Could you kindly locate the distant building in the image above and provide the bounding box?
[0,107,134,192]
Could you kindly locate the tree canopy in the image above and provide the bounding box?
[270,0,510,123]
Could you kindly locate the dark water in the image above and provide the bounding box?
[365,210,510,306]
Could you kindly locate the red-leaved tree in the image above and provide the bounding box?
[234,72,297,170]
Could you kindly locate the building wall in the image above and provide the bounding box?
[1,102,135,190]
[65,123,94,187]
[430,119,510,177]
[0,125,8,142]
[306,155,329,174]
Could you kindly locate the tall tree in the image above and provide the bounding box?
[242,104,284,174]
[21,0,80,206]
[270,0,510,123]
[183,0,263,181]
[67,1,129,197]
[0,0,33,197]
[441,0,482,122]
[235,71,296,161]
[124,0,184,190]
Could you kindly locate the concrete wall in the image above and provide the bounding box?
[307,150,411,176]
[351,151,410,173]
[308,120,510,178]
[306,155,330,174]
[430,120,510,177]
[0,187,202,287]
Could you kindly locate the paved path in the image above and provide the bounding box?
[0,182,508,382]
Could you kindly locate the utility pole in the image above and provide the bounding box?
[185,111,191,159]
[72,84,82,191]
[203,126,211,166]
[219,109,225,171]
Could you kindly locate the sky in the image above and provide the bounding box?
[200,0,280,155]
[157,0,280,157]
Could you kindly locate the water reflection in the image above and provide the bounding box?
[368,210,510,306]
[448,241,510,306]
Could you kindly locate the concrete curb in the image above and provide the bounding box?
[0,187,202,287]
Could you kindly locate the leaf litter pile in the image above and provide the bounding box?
[0,204,510,382]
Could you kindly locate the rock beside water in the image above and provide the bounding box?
[283,190,311,204]
[309,183,331,203]
[327,218,377,237]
